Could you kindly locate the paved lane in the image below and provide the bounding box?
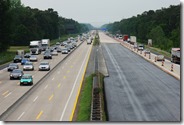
[5,41,92,121]
[100,32,180,121]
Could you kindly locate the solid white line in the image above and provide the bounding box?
[59,46,91,121]
[33,96,38,102]
[4,92,12,98]
[44,85,48,89]
[17,112,25,120]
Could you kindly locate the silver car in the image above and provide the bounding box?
[39,62,50,71]
[30,55,38,62]
[23,62,34,71]
[51,50,58,56]
[62,48,68,54]
[10,69,24,80]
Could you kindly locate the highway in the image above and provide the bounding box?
[99,32,180,121]
[0,39,92,121]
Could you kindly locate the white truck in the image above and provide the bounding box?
[29,41,42,55]
[41,39,50,51]
[171,48,180,64]
[130,36,137,45]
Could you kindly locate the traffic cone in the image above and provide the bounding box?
[171,64,174,72]
[162,61,164,66]
[155,57,157,62]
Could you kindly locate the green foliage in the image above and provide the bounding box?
[104,5,180,52]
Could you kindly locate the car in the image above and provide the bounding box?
[20,74,33,86]
[21,58,29,65]
[7,63,19,72]
[144,49,151,54]
[29,55,38,62]
[10,69,24,80]
[39,62,50,71]
[56,42,60,46]
[62,48,68,54]
[138,44,144,51]
[56,47,62,53]
[23,62,34,71]
[13,55,22,63]
[156,55,165,61]
[44,52,52,59]
[72,42,77,47]
[51,50,58,56]
[24,53,31,58]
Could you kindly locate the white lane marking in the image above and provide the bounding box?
[52,77,55,81]
[17,112,25,120]
[44,85,48,90]
[59,46,90,121]
[4,92,12,98]
[33,96,39,102]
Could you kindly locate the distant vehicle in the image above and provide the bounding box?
[10,69,23,80]
[123,35,129,41]
[30,41,42,55]
[44,52,52,59]
[56,47,62,52]
[23,62,34,71]
[16,50,24,57]
[56,42,60,46]
[7,63,19,72]
[62,48,68,54]
[118,35,123,39]
[138,44,144,51]
[21,58,29,65]
[144,49,151,54]
[134,43,138,49]
[130,36,137,45]
[41,39,50,51]
[156,55,165,61]
[171,48,180,64]
[39,62,50,71]
[24,53,31,58]
[87,38,92,44]
[13,55,22,63]
[51,50,58,56]
[29,55,38,62]
[65,45,71,52]
[72,42,77,47]
[20,74,33,86]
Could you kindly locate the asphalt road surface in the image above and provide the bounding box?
[99,32,180,121]
[0,40,92,121]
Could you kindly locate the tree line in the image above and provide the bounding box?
[0,0,93,52]
[102,5,180,52]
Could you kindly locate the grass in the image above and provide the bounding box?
[145,45,171,58]
[76,74,95,121]
[0,51,15,65]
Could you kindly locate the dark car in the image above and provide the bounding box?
[21,58,29,65]
[13,55,22,63]
[44,52,52,59]
[10,69,24,80]
[7,63,19,72]
[24,53,31,58]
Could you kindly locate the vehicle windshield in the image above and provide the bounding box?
[22,76,31,79]
[15,55,21,58]
[9,63,17,66]
[30,45,38,48]
[12,70,21,73]
[25,63,32,65]
[40,63,48,65]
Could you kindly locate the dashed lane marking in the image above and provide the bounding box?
[36,110,43,120]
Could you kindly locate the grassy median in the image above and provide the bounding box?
[76,74,95,121]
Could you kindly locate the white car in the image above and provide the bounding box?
[29,55,38,62]
[23,62,34,71]
[39,62,50,71]
[51,50,58,56]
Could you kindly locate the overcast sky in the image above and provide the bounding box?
[21,0,180,27]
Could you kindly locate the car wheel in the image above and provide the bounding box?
[10,77,12,80]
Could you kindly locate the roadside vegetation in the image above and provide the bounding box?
[102,5,180,52]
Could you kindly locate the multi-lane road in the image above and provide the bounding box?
[99,32,180,121]
[0,40,92,121]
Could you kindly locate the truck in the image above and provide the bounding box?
[41,39,50,51]
[16,50,24,57]
[171,48,180,64]
[130,36,137,45]
[123,35,129,41]
[29,41,42,55]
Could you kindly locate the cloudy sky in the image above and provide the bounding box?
[21,0,180,27]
